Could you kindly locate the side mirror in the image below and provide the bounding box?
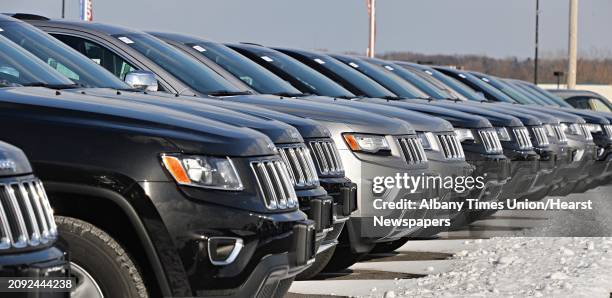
[475,91,486,100]
[124,70,158,92]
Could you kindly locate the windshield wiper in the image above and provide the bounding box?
[207,90,253,97]
[334,95,355,99]
[22,82,81,90]
[381,95,403,100]
[273,92,306,97]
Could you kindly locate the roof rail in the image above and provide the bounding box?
[5,13,50,21]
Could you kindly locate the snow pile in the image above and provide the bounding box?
[392,237,612,297]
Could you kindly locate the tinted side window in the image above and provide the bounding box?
[52,34,136,80]
[566,97,591,110]
[590,98,612,112]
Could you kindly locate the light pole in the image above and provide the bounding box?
[61,0,65,18]
[567,0,578,89]
[534,0,540,84]
[366,0,376,58]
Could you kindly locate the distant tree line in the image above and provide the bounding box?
[379,50,612,85]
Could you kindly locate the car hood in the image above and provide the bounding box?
[68,88,304,144]
[215,94,416,135]
[553,107,611,125]
[299,96,454,132]
[352,97,494,129]
[0,141,32,177]
[2,87,275,156]
[426,100,537,126]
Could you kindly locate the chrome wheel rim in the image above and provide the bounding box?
[71,262,104,298]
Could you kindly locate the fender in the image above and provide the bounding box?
[44,182,186,297]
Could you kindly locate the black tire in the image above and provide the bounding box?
[321,245,367,273]
[370,238,410,254]
[296,245,336,280]
[56,216,148,298]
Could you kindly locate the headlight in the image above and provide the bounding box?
[544,124,555,137]
[454,128,475,142]
[561,123,581,135]
[418,132,440,151]
[161,154,244,190]
[343,133,391,154]
[494,127,511,141]
[585,123,602,133]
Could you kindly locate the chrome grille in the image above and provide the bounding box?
[436,134,465,160]
[604,125,612,139]
[479,129,503,153]
[251,159,298,210]
[399,136,428,165]
[513,127,533,150]
[531,126,550,146]
[552,125,568,143]
[579,124,593,140]
[307,140,344,177]
[0,178,57,250]
[277,144,319,187]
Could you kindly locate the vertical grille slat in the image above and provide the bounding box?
[531,126,550,146]
[0,178,57,250]
[604,124,612,140]
[308,140,345,177]
[278,144,319,188]
[580,124,593,141]
[251,158,298,210]
[479,129,503,153]
[436,134,465,160]
[552,125,568,143]
[398,136,428,165]
[512,127,533,150]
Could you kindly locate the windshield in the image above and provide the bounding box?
[406,67,468,100]
[518,82,574,108]
[0,34,75,87]
[114,33,245,95]
[371,62,448,99]
[307,54,397,98]
[186,41,301,95]
[456,72,517,103]
[500,79,559,106]
[477,75,539,105]
[410,65,483,101]
[332,57,425,98]
[0,21,129,89]
[235,49,355,97]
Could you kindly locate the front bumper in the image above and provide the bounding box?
[140,181,316,297]
[318,178,357,253]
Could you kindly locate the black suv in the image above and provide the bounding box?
[0,14,353,280]
[0,33,315,297]
[0,141,69,298]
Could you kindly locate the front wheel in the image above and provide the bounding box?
[56,216,148,298]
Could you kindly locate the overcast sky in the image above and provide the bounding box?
[3,0,611,58]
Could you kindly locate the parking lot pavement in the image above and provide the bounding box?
[287,185,612,297]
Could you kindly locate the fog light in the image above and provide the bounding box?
[208,237,243,266]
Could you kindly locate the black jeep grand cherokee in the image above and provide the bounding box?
[0,140,69,298]
[0,33,315,297]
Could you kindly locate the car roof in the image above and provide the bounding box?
[549,89,604,99]
[148,31,212,44]
[21,17,140,36]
